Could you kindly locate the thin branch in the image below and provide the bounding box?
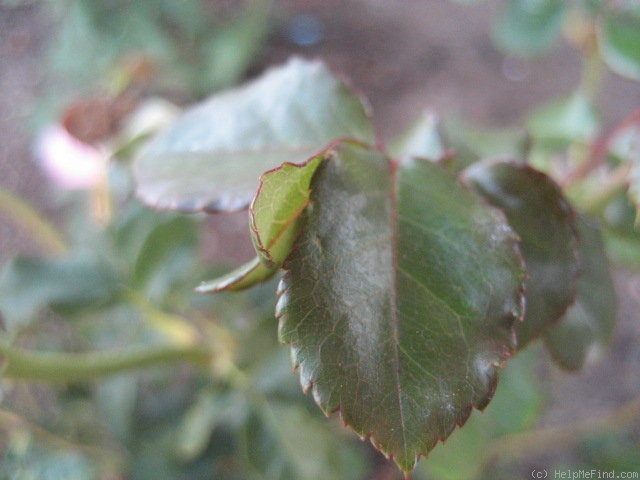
[0,340,211,382]
[562,107,640,188]
[485,395,640,462]
[0,185,69,256]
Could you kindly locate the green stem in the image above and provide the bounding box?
[0,185,68,256]
[0,341,211,382]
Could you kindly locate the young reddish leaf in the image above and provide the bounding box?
[462,159,579,347]
[134,57,375,213]
[544,216,617,370]
[276,142,525,472]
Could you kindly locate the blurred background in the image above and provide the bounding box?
[0,1,639,479]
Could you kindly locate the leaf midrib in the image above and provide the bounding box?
[388,159,410,463]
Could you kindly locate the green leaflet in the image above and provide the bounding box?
[197,154,325,292]
[250,156,324,268]
[276,142,525,472]
[544,216,617,370]
[462,159,580,346]
[134,57,375,213]
[196,256,277,293]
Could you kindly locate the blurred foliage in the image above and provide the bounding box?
[0,0,639,478]
[33,0,273,127]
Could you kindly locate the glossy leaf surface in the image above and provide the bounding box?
[277,142,525,471]
[463,160,579,346]
[544,216,617,370]
[134,57,375,213]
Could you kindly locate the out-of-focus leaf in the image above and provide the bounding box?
[603,228,640,270]
[484,345,542,434]
[417,412,489,480]
[0,253,120,333]
[95,374,139,440]
[527,92,599,143]
[414,346,543,480]
[242,402,366,480]
[1,440,98,480]
[132,215,198,288]
[618,128,640,218]
[492,0,567,58]
[462,159,579,346]
[390,111,445,162]
[176,391,245,461]
[200,0,272,92]
[277,142,525,472]
[544,216,617,370]
[134,57,375,213]
[597,8,640,81]
[442,119,526,172]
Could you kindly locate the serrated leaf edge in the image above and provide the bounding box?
[274,154,526,473]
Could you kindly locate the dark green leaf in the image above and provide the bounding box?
[134,58,375,213]
[462,159,579,346]
[277,142,525,472]
[492,0,567,58]
[0,253,120,333]
[597,8,640,81]
[544,216,617,370]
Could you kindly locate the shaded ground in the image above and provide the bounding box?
[1,1,639,479]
